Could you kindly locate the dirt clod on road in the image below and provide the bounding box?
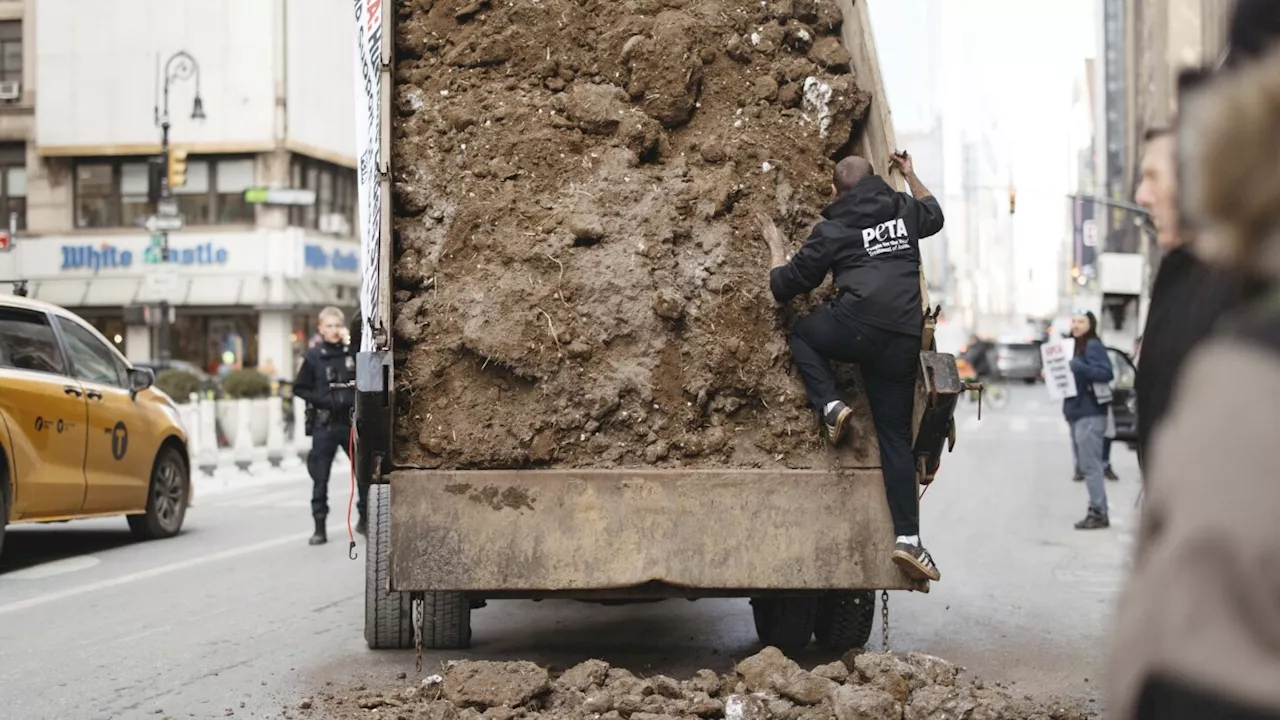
[392,0,880,470]
[311,648,1094,719]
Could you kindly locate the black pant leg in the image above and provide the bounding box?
[790,304,864,410]
[307,427,341,520]
[862,331,921,537]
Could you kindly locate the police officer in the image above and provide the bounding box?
[293,306,360,545]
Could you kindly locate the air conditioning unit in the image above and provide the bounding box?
[0,81,21,102]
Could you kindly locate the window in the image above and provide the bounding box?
[74,156,257,228]
[0,22,21,84]
[0,307,64,375]
[120,161,151,229]
[289,156,356,235]
[0,143,25,230]
[175,159,211,224]
[1108,349,1136,391]
[216,158,254,224]
[57,317,125,388]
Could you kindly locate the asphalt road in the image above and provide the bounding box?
[0,385,1140,719]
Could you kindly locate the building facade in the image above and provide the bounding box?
[0,0,359,379]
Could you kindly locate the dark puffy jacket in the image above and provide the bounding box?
[1135,245,1257,467]
[769,175,944,336]
[1063,338,1113,422]
[293,341,356,427]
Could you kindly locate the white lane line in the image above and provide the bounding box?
[0,525,339,617]
[1009,417,1030,434]
[4,556,101,580]
[961,416,982,432]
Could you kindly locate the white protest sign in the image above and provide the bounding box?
[1041,339,1078,400]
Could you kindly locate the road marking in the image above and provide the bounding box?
[4,556,101,580]
[0,525,339,617]
[1009,417,1030,434]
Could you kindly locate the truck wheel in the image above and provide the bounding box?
[365,483,415,649]
[750,597,819,649]
[127,447,189,540]
[814,591,876,651]
[420,591,471,650]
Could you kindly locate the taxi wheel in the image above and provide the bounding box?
[127,447,189,540]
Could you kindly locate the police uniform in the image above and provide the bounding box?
[293,339,358,543]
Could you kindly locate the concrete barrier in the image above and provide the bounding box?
[175,396,319,477]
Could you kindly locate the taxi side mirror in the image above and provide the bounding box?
[129,367,155,395]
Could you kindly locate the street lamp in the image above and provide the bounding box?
[152,50,206,363]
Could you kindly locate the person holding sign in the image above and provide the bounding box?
[1062,311,1114,530]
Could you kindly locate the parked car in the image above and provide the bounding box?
[0,295,191,559]
[1107,346,1139,445]
[991,337,1044,383]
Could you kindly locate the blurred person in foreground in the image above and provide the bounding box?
[1108,45,1280,719]
[1131,0,1275,476]
[293,306,360,546]
[1061,311,1113,530]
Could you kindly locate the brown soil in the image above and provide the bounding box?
[306,648,1095,720]
[391,0,878,469]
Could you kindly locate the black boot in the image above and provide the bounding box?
[1074,508,1110,530]
[309,517,327,545]
[355,515,367,537]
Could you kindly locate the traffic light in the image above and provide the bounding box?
[167,149,188,189]
[1009,186,1017,215]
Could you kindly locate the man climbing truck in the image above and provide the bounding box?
[351,0,964,653]
[762,152,944,583]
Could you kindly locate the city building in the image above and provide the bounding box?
[0,0,359,380]
[1080,0,1233,342]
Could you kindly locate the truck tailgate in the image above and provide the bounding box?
[389,469,920,595]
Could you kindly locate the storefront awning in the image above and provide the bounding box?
[28,277,356,311]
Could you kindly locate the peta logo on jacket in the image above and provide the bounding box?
[862,218,911,257]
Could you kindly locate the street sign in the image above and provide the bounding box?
[157,198,180,217]
[140,265,180,302]
[244,188,317,206]
[142,214,185,233]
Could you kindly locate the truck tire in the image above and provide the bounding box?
[365,483,415,649]
[814,591,876,651]
[420,590,471,650]
[750,597,819,649]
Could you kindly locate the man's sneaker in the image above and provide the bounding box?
[823,402,853,445]
[1104,467,1119,481]
[1072,471,1083,482]
[892,542,941,582]
[1074,509,1110,530]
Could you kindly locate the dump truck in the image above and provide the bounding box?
[350,0,964,652]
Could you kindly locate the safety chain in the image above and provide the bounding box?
[413,593,425,673]
[880,590,890,652]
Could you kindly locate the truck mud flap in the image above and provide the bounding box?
[389,469,923,596]
[912,351,963,483]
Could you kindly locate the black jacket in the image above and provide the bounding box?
[770,175,944,335]
[1135,245,1256,468]
[294,340,356,427]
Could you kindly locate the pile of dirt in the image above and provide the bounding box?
[302,647,1094,720]
[391,0,884,469]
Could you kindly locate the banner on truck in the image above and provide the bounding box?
[353,0,383,352]
[1041,339,1078,401]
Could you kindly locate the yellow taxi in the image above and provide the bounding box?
[0,293,190,558]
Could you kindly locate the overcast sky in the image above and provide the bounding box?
[870,0,1099,317]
